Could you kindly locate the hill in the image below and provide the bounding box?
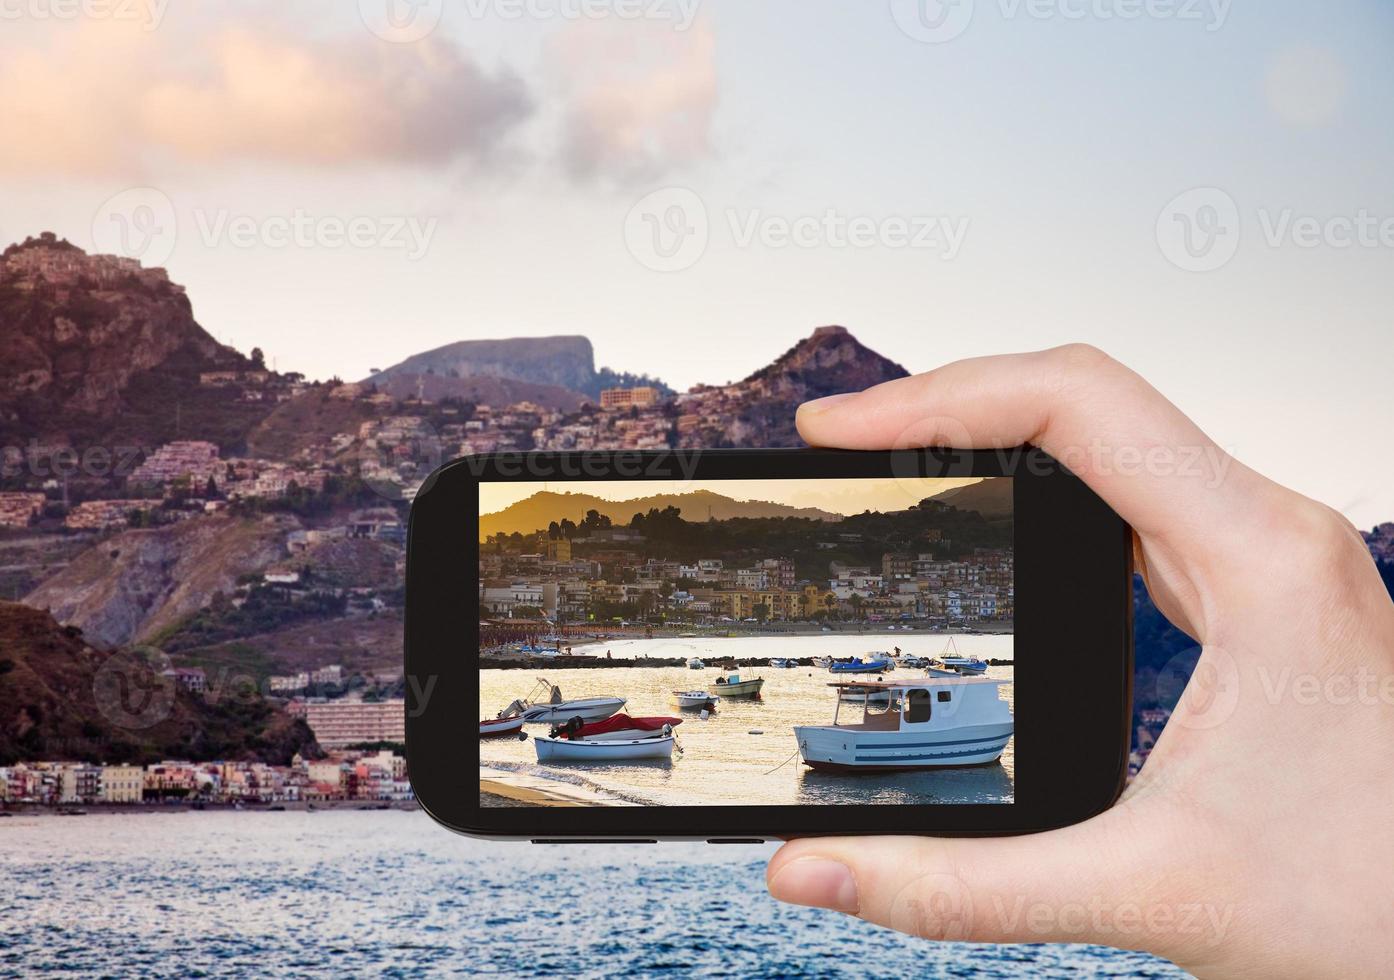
[928,478,1014,517]
[368,335,670,401]
[0,602,316,766]
[480,488,841,540]
[25,514,297,648]
[0,233,276,450]
[677,326,910,447]
[366,371,586,412]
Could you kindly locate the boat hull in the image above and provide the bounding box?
[534,734,675,762]
[518,697,626,723]
[710,679,764,698]
[479,717,525,738]
[795,722,1013,770]
[674,692,720,709]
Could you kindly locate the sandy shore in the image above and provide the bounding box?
[479,767,637,807]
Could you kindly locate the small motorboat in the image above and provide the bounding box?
[479,716,526,738]
[812,656,833,669]
[930,638,988,675]
[710,673,764,698]
[674,690,721,709]
[549,713,682,742]
[896,655,928,669]
[828,655,893,675]
[498,678,626,724]
[534,732,676,763]
[769,658,794,668]
[687,657,705,670]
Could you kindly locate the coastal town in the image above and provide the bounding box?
[0,747,413,810]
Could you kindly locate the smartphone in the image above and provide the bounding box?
[405,448,1132,841]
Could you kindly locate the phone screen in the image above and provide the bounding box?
[476,476,1014,808]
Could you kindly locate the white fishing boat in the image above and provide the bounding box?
[769,658,799,669]
[812,656,833,669]
[673,690,721,709]
[687,657,705,670]
[498,678,626,724]
[796,676,1013,771]
[710,673,764,699]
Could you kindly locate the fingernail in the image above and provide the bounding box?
[798,392,854,416]
[768,857,860,913]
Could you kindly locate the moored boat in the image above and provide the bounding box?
[796,676,1013,772]
[827,654,893,675]
[479,716,526,738]
[534,732,676,762]
[673,690,721,709]
[687,657,705,670]
[929,637,989,675]
[498,678,626,724]
[549,713,682,742]
[710,672,764,698]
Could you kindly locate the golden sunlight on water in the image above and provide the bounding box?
[478,634,1014,806]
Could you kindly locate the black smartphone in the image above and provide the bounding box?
[405,447,1132,841]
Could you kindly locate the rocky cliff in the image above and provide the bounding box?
[25,514,297,648]
[368,334,670,401]
[678,326,910,447]
[0,233,268,448]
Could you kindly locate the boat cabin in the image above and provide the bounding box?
[826,677,1009,732]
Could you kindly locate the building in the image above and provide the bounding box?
[128,441,221,489]
[160,667,206,694]
[101,765,145,803]
[0,492,46,528]
[599,386,660,410]
[302,700,406,749]
[882,553,913,582]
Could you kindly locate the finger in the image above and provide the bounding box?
[795,344,1275,551]
[766,804,1202,959]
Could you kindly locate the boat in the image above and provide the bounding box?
[896,655,928,669]
[548,713,682,742]
[929,637,988,675]
[479,716,526,738]
[687,657,705,670]
[534,732,676,762]
[710,673,764,698]
[498,678,626,724]
[769,658,798,669]
[796,677,1014,772]
[673,690,721,709]
[812,656,833,669]
[827,655,894,675]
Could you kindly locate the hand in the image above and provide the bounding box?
[767,345,1394,977]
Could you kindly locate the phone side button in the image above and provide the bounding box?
[706,838,766,844]
[530,839,657,844]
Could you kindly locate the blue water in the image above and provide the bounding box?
[0,811,1186,977]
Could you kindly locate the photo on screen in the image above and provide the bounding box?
[477,476,1014,807]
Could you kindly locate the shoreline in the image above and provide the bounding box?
[480,654,1016,670]
[0,800,420,817]
[479,767,637,807]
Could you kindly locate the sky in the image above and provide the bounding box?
[477,476,986,516]
[1,0,1391,526]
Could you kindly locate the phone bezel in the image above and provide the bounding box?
[405,448,1132,840]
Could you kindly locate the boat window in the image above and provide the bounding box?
[905,689,932,724]
[937,691,952,703]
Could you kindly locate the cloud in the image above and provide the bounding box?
[550,20,717,183]
[0,20,532,176]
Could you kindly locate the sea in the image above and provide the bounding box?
[481,634,1015,806]
[0,810,1188,978]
